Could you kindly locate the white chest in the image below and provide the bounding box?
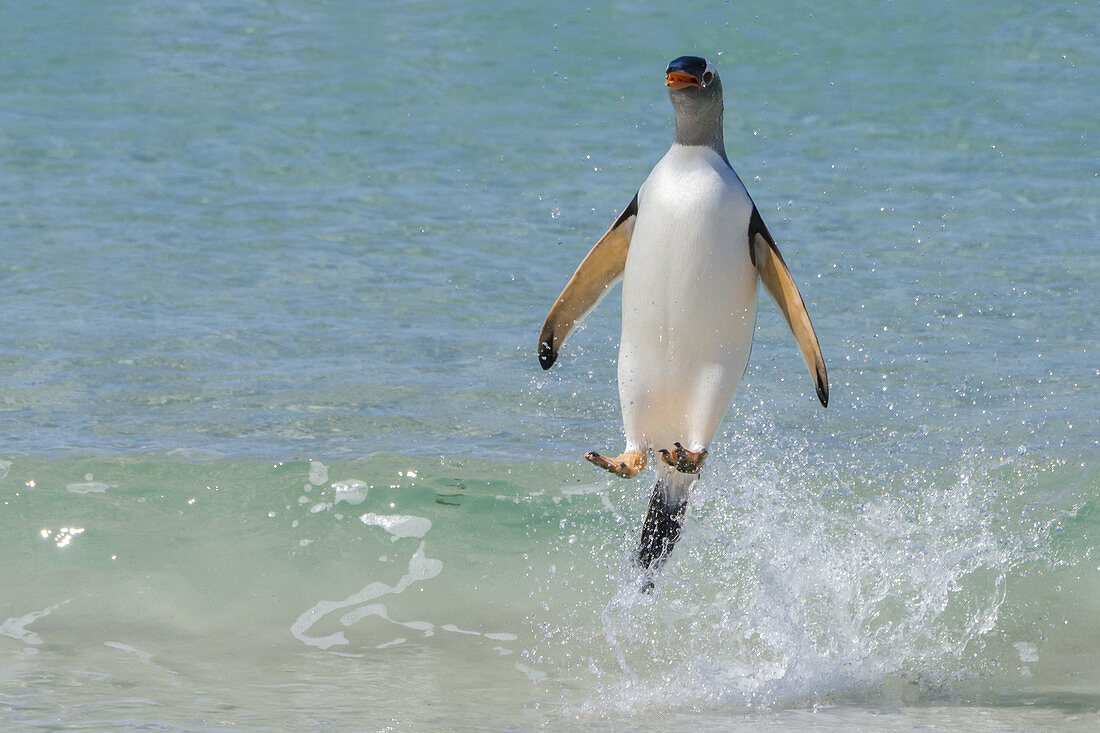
[623,145,756,306]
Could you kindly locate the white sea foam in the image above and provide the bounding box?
[66,481,111,494]
[359,512,432,541]
[0,600,70,646]
[104,642,180,678]
[308,460,328,487]
[1014,641,1039,663]
[332,479,368,505]
[515,663,547,683]
[291,541,442,650]
[339,603,434,634]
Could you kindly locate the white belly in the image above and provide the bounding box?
[618,145,758,452]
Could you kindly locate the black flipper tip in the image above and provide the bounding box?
[816,372,829,407]
[537,337,557,370]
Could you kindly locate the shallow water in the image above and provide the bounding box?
[1,1,1097,730]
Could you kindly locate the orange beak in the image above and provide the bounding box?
[665,71,700,90]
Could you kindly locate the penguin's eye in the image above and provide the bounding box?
[701,71,714,87]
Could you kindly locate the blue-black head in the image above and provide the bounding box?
[665,56,717,90]
[663,56,724,149]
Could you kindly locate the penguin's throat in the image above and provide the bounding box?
[672,107,725,151]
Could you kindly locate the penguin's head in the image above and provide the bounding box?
[664,56,724,148]
[665,55,718,93]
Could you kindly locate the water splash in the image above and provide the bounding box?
[535,433,1071,717]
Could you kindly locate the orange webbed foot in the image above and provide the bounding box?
[658,442,708,474]
[585,450,647,479]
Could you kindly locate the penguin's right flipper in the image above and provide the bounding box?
[748,206,829,407]
[538,194,638,369]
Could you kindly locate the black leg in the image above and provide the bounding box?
[635,477,688,587]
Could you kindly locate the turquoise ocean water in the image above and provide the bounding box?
[1,1,1097,729]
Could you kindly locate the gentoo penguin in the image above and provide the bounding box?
[538,56,828,581]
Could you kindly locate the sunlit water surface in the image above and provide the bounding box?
[1,1,1097,730]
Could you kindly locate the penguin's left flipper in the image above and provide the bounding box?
[538,194,639,370]
[658,442,708,474]
[748,206,830,407]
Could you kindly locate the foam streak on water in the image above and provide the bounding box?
[291,540,442,651]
